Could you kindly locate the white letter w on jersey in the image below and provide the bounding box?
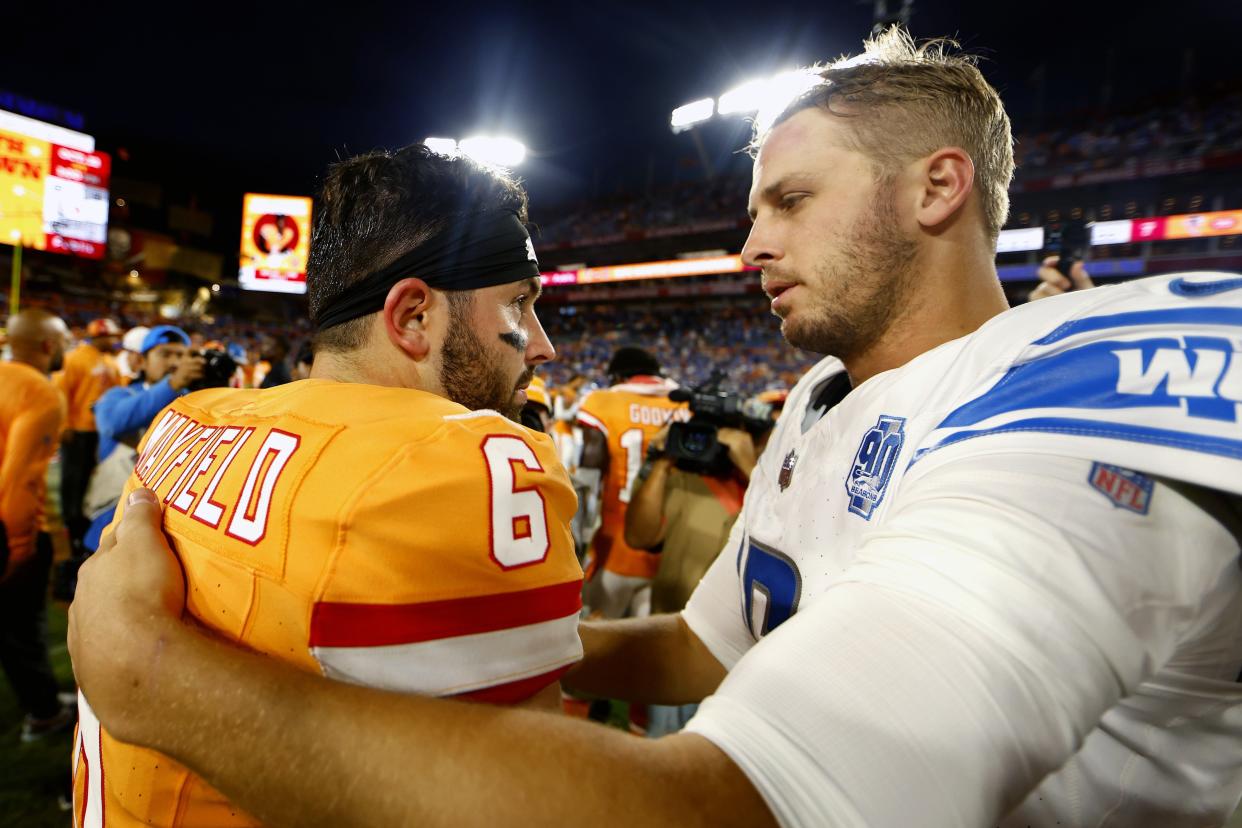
[1113,337,1242,422]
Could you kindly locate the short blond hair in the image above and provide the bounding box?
[756,27,1014,243]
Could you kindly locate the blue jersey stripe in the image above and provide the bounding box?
[1034,307,1242,346]
[911,416,1242,466]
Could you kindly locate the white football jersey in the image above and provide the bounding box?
[683,273,1242,827]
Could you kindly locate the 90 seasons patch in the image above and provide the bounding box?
[846,415,906,520]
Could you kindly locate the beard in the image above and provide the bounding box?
[778,179,919,359]
[439,303,529,422]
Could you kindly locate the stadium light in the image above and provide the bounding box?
[717,79,769,115]
[458,135,527,167]
[670,98,715,133]
[754,69,823,133]
[677,69,823,133]
[424,136,458,155]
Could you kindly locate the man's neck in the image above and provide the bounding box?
[309,349,434,395]
[8,354,48,376]
[843,250,1009,386]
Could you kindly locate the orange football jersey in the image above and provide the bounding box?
[577,377,688,579]
[55,343,119,431]
[73,379,583,827]
[0,362,64,575]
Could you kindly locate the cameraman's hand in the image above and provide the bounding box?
[169,353,206,391]
[717,427,757,481]
[648,423,672,457]
[1028,255,1094,302]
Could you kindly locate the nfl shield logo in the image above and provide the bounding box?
[846,415,906,520]
[1088,463,1154,514]
[778,449,797,491]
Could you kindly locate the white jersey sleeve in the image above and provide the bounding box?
[684,451,1242,828]
[681,514,751,669]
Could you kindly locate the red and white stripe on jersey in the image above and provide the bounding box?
[576,409,607,436]
[73,693,105,828]
[308,579,583,703]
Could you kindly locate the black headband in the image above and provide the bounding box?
[313,209,540,332]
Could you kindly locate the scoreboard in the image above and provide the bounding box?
[0,110,110,259]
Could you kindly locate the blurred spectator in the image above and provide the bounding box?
[292,343,314,380]
[231,342,266,388]
[116,326,150,384]
[84,326,204,553]
[0,309,76,741]
[54,317,122,555]
[259,336,292,388]
[1027,255,1096,303]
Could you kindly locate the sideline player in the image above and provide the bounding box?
[70,29,1242,827]
[577,347,687,618]
[55,317,121,554]
[69,146,582,826]
[0,309,74,739]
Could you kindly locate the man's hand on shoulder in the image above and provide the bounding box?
[68,488,188,745]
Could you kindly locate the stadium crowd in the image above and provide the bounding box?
[1013,91,1242,174]
[540,298,814,395]
[534,92,1242,247]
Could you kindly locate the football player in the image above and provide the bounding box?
[576,347,688,618]
[70,28,1242,827]
[68,145,582,827]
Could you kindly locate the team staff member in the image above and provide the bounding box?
[70,30,1242,828]
[0,310,75,740]
[577,347,687,619]
[625,422,755,616]
[68,145,581,827]
[623,419,755,737]
[55,317,121,554]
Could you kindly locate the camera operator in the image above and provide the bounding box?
[623,384,776,735]
[81,326,204,555]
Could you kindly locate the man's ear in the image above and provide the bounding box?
[382,278,436,360]
[914,147,975,230]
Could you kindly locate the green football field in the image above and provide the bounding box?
[0,600,76,827]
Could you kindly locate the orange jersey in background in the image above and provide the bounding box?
[73,380,583,827]
[550,418,579,476]
[0,363,64,576]
[55,344,119,431]
[577,377,688,579]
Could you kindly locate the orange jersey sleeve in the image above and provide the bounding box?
[74,381,582,828]
[578,384,688,579]
[0,363,63,577]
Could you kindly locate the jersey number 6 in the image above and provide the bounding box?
[482,435,551,570]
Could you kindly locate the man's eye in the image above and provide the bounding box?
[780,193,808,211]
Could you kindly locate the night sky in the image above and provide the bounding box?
[4,0,1239,237]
